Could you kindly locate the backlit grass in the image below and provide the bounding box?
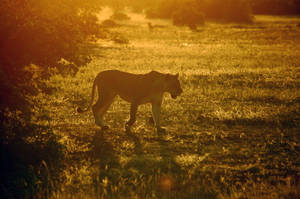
[40,13,300,199]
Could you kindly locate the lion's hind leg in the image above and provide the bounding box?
[92,91,115,130]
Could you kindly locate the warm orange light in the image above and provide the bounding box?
[159,175,175,192]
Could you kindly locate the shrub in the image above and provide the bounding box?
[101,19,119,28]
[145,0,179,19]
[0,0,103,198]
[111,34,130,44]
[0,114,66,199]
[198,0,253,23]
[146,0,253,23]
[222,0,253,23]
[110,12,131,20]
[251,0,300,15]
[173,3,205,29]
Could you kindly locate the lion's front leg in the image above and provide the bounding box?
[151,102,165,133]
[125,103,138,131]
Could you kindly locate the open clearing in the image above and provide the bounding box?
[41,14,300,198]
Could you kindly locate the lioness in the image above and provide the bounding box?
[77,70,183,132]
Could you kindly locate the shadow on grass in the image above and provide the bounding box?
[89,130,120,168]
[86,128,218,199]
[197,109,299,129]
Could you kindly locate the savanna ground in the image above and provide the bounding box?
[39,10,300,199]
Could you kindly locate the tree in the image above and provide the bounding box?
[0,0,103,198]
[251,0,300,15]
[145,0,253,24]
[173,2,205,30]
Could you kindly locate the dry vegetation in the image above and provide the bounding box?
[40,12,300,198]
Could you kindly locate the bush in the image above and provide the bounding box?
[110,12,130,20]
[222,0,253,23]
[145,0,179,19]
[0,0,103,198]
[101,19,119,28]
[197,0,253,23]
[251,0,300,15]
[173,3,205,29]
[146,0,253,23]
[0,0,100,116]
[0,114,66,198]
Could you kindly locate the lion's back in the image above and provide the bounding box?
[95,70,165,100]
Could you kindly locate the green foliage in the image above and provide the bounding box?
[0,0,103,198]
[0,0,102,112]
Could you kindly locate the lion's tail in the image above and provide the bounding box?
[77,79,97,113]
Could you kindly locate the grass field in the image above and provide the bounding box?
[41,13,300,198]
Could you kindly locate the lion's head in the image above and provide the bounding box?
[165,73,183,99]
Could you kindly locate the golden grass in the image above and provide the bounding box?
[39,13,300,198]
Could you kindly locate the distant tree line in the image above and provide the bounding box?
[103,0,300,28]
[105,0,300,15]
[145,0,253,25]
[0,0,103,198]
[251,0,300,15]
